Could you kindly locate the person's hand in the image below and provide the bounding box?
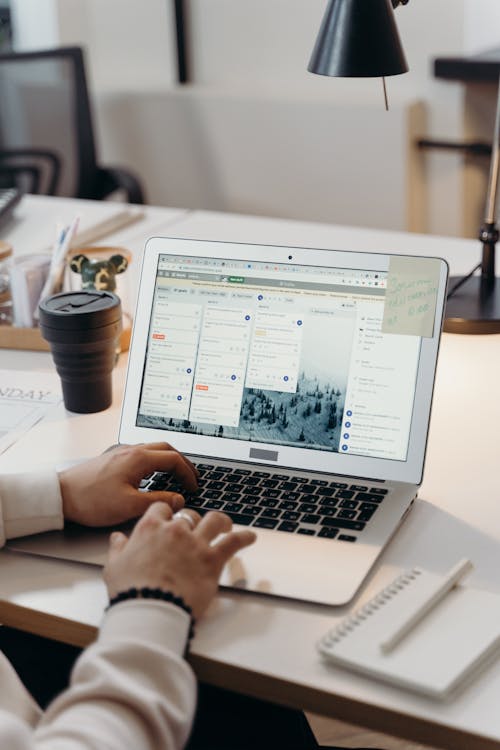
[59,442,198,527]
[104,504,256,620]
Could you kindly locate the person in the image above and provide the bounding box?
[0,442,256,749]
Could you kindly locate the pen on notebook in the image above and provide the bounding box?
[379,558,474,654]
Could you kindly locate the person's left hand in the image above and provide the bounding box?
[58,442,198,527]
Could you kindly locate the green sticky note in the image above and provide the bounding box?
[382,256,441,338]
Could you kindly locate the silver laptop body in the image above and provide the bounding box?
[9,239,448,606]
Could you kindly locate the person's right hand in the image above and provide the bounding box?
[104,503,256,620]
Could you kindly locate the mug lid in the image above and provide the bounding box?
[38,290,122,330]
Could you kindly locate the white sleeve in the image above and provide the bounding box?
[0,600,197,750]
[0,471,64,547]
[0,652,43,727]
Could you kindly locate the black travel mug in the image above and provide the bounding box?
[39,290,122,413]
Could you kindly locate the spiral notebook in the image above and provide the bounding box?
[318,567,500,699]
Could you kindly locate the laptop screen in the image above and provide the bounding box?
[135,254,421,463]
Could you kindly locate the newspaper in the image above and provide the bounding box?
[0,369,62,455]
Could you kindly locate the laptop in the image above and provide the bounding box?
[9,238,448,606]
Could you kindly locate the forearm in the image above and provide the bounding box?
[33,601,196,750]
[0,470,63,547]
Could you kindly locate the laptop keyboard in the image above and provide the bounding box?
[140,463,388,543]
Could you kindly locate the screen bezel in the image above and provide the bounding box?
[119,237,448,485]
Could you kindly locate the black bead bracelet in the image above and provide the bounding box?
[108,587,195,642]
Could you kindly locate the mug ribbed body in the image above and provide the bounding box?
[39,291,122,413]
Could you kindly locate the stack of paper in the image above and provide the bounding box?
[0,369,62,455]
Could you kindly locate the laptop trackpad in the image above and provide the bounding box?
[7,523,378,606]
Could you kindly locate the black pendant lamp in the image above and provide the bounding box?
[308,0,408,79]
[308,0,500,334]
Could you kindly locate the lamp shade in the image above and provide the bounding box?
[308,0,409,78]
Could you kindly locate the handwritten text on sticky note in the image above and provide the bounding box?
[382,256,441,337]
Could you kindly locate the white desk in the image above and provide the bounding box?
[3,194,188,252]
[1,198,500,750]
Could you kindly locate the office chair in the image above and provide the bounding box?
[0,47,145,203]
[0,147,61,194]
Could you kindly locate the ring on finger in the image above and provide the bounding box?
[172,509,197,530]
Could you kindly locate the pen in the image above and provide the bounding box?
[36,216,80,310]
[379,558,474,654]
[51,215,80,292]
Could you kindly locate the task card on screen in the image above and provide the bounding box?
[382,256,441,338]
[189,306,252,427]
[139,300,201,421]
[245,310,304,393]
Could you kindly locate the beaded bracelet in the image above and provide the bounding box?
[107,587,195,642]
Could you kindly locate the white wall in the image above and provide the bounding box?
[464,0,500,53]
[96,90,425,231]
[183,0,468,236]
[10,0,500,237]
[10,0,177,91]
[189,0,462,95]
[10,0,59,49]
[56,0,177,93]
[188,0,326,90]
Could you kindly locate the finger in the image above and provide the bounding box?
[212,530,257,566]
[134,490,185,514]
[138,449,198,491]
[172,508,201,531]
[107,530,128,561]
[195,510,232,542]
[142,443,199,479]
[103,443,127,454]
[141,441,175,450]
[139,500,175,525]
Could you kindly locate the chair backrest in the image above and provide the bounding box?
[0,47,99,198]
[0,147,62,194]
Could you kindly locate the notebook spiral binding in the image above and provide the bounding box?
[322,568,423,647]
